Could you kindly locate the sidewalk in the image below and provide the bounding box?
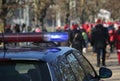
[84,47,120,81]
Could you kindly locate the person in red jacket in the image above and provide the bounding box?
[108,25,115,53]
[115,25,120,64]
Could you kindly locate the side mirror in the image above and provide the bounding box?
[99,67,112,78]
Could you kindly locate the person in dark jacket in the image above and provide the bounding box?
[91,23,109,67]
[5,24,12,33]
[69,27,85,54]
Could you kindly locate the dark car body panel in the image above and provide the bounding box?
[0,46,112,81]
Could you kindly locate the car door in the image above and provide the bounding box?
[51,51,89,81]
[50,54,77,81]
[66,52,87,81]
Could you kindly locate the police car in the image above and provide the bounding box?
[0,32,112,81]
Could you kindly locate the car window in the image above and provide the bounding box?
[66,53,85,81]
[74,51,96,78]
[57,56,76,81]
[0,61,51,81]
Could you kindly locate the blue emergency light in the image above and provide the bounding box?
[44,32,68,42]
[46,48,61,52]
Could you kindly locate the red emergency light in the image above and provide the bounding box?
[0,32,68,42]
[0,33,44,42]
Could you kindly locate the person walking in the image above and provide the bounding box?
[69,24,85,54]
[108,24,115,53]
[91,19,109,67]
[115,25,120,64]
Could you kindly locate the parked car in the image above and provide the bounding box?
[0,32,112,81]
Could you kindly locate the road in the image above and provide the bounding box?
[84,46,120,81]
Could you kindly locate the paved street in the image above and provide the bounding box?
[84,47,120,81]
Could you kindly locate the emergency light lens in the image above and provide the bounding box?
[46,48,61,52]
[44,32,68,42]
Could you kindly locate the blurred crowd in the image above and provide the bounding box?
[56,19,120,66]
[4,23,47,34]
[1,19,120,66]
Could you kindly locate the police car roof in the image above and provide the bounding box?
[0,32,71,62]
[0,47,74,62]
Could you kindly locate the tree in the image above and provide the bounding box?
[33,0,52,30]
[103,0,120,20]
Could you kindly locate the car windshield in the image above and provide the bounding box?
[0,60,51,81]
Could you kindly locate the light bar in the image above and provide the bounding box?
[0,32,68,42]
